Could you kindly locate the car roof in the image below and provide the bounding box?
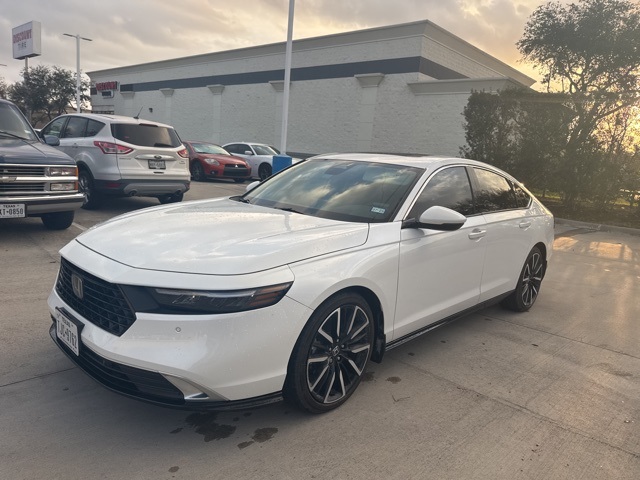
[58,113,174,128]
[308,153,516,178]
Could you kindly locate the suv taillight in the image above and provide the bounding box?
[94,141,134,155]
[177,148,189,158]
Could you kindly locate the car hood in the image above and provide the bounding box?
[75,198,369,275]
[199,154,247,165]
[0,138,75,165]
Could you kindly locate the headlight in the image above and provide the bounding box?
[204,158,220,166]
[46,166,77,176]
[148,282,293,314]
[51,182,77,191]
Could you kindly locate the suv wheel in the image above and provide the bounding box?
[158,192,184,204]
[79,169,102,210]
[41,211,74,230]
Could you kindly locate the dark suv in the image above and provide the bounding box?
[0,99,83,230]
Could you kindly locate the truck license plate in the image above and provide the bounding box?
[0,203,26,218]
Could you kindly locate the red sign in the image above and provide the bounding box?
[95,81,118,92]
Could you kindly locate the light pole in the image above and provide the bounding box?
[280,0,295,154]
[63,33,92,112]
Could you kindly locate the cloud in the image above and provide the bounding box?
[0,0,561,87]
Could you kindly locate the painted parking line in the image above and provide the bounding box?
[72,222,88,232]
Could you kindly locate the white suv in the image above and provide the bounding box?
[40,114,190,209]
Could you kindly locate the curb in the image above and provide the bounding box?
[555,217,640,237]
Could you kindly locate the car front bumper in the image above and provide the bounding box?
[1,192,85,215]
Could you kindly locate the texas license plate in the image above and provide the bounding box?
[148,159,166,169]
[0,203,26,218]
[55,308,82,356]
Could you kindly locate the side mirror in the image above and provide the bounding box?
[403,206,466,231]
[44,135,60,146]
[244,150,254,156]
[245,180,260,192]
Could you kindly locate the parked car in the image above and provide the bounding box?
[222,142,279,180]
[48,153,554,413]
[39,114,190,209]
[184,141,251,183]
[0,98,83,230]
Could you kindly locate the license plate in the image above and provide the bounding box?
[0,203,26,218]
[148,159,166,169]
[55,308,82,356]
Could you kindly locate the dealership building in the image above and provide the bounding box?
[88,20,535,157]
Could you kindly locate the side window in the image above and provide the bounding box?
[225,144,239,154]
[408,166,475,218]
[42,117,67,138]
[85,119,104,137]
[62,117,88,138]
[513,183,531,208]
[473,168,518,213]
[241,144,252,154]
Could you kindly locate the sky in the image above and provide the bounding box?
[0,0,565,88]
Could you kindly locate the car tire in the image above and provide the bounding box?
[190,162,205,181]
[285,292,374,413]
[233,178,246,184]
[41,211,75,230]
[258,163,272,181]
[78,169,101,210]
[158,192,184,204]
[501,246,545,312]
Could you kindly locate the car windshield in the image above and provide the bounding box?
[242,158,423,223]
[191,143,230,155]
[0,102,38,142]
[111,123,182,148]
[253,145,278,156]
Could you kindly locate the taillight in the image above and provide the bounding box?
[177,148,189,158]
[94,141,133,155]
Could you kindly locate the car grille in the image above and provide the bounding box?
[56,258,137,337]
[0,165,46,176]
[0,182,46,193]
[223,165,250,177]
[50,324,185,405]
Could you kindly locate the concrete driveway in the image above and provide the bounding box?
[1,182,639,479]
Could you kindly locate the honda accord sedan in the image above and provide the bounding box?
[48,153,554,413]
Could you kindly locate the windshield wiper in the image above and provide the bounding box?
[230,195,251,204]
[274,207,303,214]
[0,130,31,141]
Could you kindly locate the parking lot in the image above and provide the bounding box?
[1,180,639,480]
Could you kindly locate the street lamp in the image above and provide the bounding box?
[63,33,92,113]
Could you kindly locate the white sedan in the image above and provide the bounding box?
[48,153,554,413]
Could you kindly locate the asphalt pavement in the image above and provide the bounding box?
[1,180,639,479]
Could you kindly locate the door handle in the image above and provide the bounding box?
[468,229,486,240]
[519,221,532,229]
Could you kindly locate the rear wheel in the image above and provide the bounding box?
[501,246,545,312]
[158,192,184,204]
[258,163,272,181]
[41,211,74,230]
[78,169,101,210]
[190,162,205,181]
[285,292,374,413]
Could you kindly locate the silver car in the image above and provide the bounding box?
[40,114,190,209]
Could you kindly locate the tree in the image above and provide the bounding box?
[0,77,8,98]
[517,0,640,209]
[8,65,90,125]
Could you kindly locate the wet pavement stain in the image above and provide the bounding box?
[361,371,375,382]
[238,441,254,449]
[252,427,278,443]
[170,427,183,434]
[169,466,179,473]
[386,376,402,384]
[186,412,237,442]
[408,352,415,356]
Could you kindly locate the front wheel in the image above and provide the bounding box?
[41,211,74,230]
[285,292,374,413]
[190,162,205,181]
[501,246,545,312]
[258,163,272,181]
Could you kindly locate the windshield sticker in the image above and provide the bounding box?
[370,207,386,214]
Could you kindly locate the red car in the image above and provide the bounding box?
[185,141,252,183]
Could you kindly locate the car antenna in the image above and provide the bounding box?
[133,106,144,119]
